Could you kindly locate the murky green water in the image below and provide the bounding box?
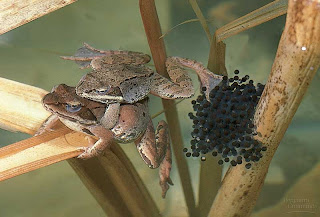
[0,0,319,216]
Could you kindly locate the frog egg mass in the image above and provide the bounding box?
[187,70,266,169]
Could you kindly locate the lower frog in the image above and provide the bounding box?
[37,84,173,198]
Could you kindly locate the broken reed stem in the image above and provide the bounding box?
[208,0,320,216]
[139,0,197,216]
[0,0,77,35]
[207,34,227,76]
[215,0,288,43]
[0,78,160,217]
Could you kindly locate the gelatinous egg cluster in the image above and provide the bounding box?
[185,70,266,169]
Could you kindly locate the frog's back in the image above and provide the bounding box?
[97,64,153,81]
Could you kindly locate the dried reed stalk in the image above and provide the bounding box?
[0,130,81,181]
[216,0,288,43]
[139,0,197,216]
[0,78,160,217]
[0,0,77,35]
[208,0,320,216]
[207,34,227,76]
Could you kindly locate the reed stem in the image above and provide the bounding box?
[216,0,288,42]
[0,0,77,35]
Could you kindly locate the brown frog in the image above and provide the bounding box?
[62,43,222,103]
[37,84,173,198]
[61,43,223,130]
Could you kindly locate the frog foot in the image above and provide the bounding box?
[76,146,104,159]
[76,146,92,159]
[76,137,96,159]
[34,115,59,136]
[78,135,110,159]
[159,160,174,198]
[159,173,174,198]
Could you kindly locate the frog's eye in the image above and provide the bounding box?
[95,88,110,95]
[66,104,82,113]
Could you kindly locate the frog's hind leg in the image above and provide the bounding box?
[150,63,195,99]
[157,121,174,198]
[61,43,109,69]
[61,43,151,69]
[166,57,223,100]
[90,53,151,70]
[135,120,173,198]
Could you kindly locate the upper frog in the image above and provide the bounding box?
[62,43,223,104]
[77,64,154,104]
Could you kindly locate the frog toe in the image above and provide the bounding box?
[76,147,100,159]
[160,177,174,198]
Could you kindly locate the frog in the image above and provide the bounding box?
[37,84,173,198]
[61,43,223,104]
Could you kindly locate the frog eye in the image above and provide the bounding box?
[66,104,82,113]
[95,88,110,95]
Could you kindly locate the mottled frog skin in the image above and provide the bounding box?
[37,84,173,198]
[62,43,223,103]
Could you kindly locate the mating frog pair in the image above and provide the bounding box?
[38,43,223,197]
[39,84,172,197]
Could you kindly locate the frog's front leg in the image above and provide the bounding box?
[77,126,114,159]
[61,43,151,69]
[34,115,60,136]
[135,120,173,198]
[99,103,120,129]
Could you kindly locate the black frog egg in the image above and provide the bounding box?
[186,69,266,169]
